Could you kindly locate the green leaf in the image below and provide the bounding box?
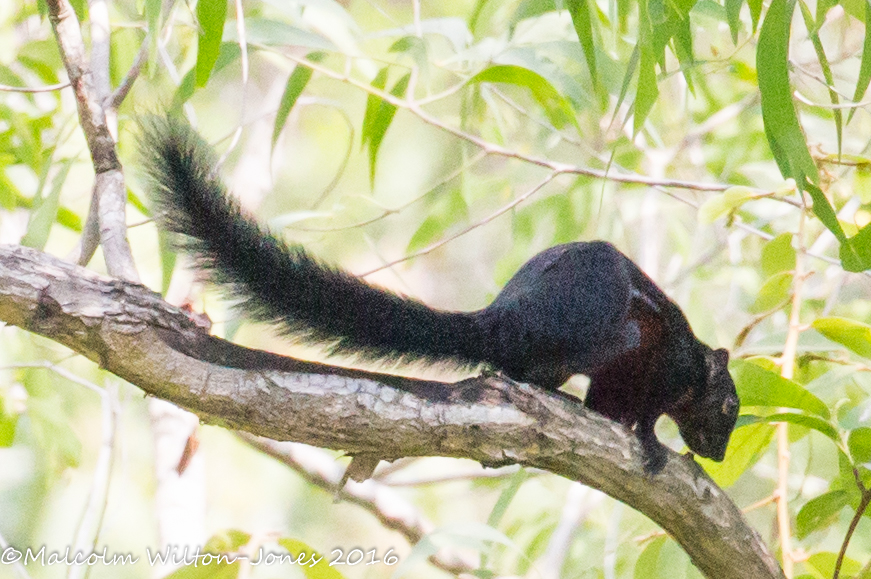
[389,35,428,71]
[173,43,241,109]
[163,530,249,579]
[849,427,871,463]
[747,0,763,32]
[697,186,756,225]
[796,490,850,538]
[848,0,871,123]
[276,539,346,579]
[699,422,775,487]
[195,0,228,88]
[21,159,73,250]
[486,469,529,528]
[805,183,847,247]
[69,0,87,21]
[740,412,838,442]
[854,166,871,203]
[468,65,577,130]
[634,536,668,579]
[565,0,598,84]
[405,189,468,254]
[839,222,871,272]
[634,45,659,134]
[361,67,389,149]
[757,0,819,185]
[616,45,640,118]
[362,71,410,186]
[0,395,18,447]
[725,0,744,43]
[749,271,792,313]
[731,359,830,418]
[813,317,871,359]
[0,164,22,210]
[145,0,162,75]
[761,232,796,277]
[806,552,862,577]
[799,1,842,156]
[158,229,178,296]
[272,52,325,150]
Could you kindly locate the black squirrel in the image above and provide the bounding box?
[138,115,739,473]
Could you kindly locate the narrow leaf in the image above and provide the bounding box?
[799,0,842,156]
[747,0,762,30]
[813,317,871,359]
[731,359,830,418]
[21,159,73,250]
[849,427,871,463]
[565,0,598,84]
[761,232,796,277]
[277,539,346,579]
[749,271,792,314]
[726,0,744,43]
[272,52,325,150]
[486,469,529,527]
[468,64,577,130]
[849,0,871,124]
[362,72,410,186]
[634,537,668,579]
[145,0,162,75]
[634,44,659,134]
[173,43,240,109]
[804,181,847,242]
[361,67,389,148]
[740,412,839,442]
[796,490,850,538]
[699,422,775,487]
[757,0,819,184]
[838,222,871,272]
[195,0,228,87]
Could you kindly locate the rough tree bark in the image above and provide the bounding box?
[0,244,785,579]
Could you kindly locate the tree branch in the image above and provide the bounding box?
[0,244,785,579]
[44,0,138,281]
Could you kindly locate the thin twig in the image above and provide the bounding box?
[285,55,731,193]
[833,470,871,579]
[775,210,807,579]
[238,434,476,575]
[293,150,489,232]
[106,41,148,111]
[69,382,118,579]
[360,170,560,276]
[0,81,71,93]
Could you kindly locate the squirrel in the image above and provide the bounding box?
[138,115,739,473]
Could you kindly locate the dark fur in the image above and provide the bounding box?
[139,115,739,473]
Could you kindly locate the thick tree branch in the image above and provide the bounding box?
[0,244,784,579]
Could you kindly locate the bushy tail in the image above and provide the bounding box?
[138,115,483,365]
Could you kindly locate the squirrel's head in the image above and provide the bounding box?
[671,348,739,462]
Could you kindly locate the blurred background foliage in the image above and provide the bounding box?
[1,0,871,577]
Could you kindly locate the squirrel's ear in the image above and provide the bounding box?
[706,348,730,377]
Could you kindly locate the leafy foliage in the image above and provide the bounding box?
[2,0,871,577]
